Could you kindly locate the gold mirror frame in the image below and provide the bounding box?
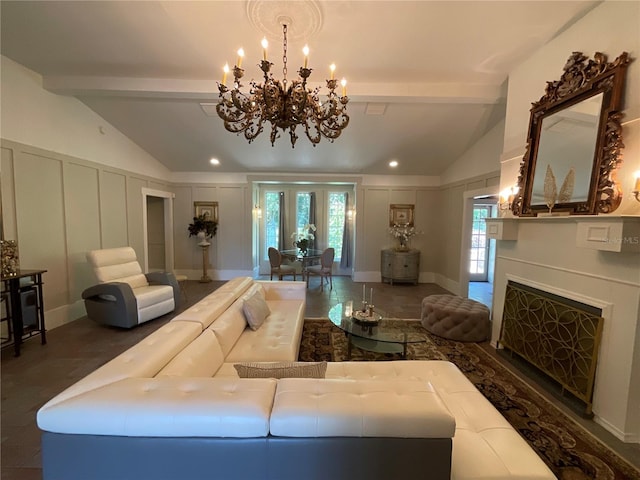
[512,51,631,216]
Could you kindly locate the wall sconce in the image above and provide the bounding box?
[252,205,262,219]
[347,208,355,220]
[633,171,640,202]
[499,186,519,211]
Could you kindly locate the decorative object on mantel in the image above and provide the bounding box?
[216,23,349,148]
[291,223,316,255]
[0,240,19,277]
[543,164,558,213]
[633,170,640,202]
[541,165,576,215]
[512,51,632,217]
[498,186,519,215]
[558,167,575,203]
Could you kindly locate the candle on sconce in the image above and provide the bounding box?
[303,45,309,68]
[341,78,347,97]
[261,38,268,61]
[634,171,640,192]
[330,63,336,80]
[236,48,245,68]
[222,63,229,86]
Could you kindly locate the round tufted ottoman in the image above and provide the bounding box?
[421,295,490,342]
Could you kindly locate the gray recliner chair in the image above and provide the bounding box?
[81,247,180,329]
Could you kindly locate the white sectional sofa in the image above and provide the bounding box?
[37,277,556,480]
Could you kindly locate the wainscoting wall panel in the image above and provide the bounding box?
[63,162,101,301]
[99,171,128,248]
[16,152,68,310]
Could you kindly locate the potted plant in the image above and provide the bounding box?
[188,214,218,245]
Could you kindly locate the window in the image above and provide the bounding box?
[328,192,346,259]
[264,192,280,251]
[296,192,310,231]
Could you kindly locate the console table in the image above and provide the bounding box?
[381,249,420,285]
[1,269,47,356]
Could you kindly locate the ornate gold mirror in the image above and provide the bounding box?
[512,51,631,216]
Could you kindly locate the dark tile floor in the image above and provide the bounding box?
[1,276,638,480]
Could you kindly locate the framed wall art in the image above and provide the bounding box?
[389,204,414,227]
[194,201,218,222]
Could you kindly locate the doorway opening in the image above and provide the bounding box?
[458,187,498,308]
[468,200,497,307]
[142,188,175,274]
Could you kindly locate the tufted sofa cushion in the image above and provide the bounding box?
[38,377,277,437]
[38,321,203,409]
[270,378,455,438]
[225,300,305,362]
[421,295,490,342]
[321,360,555,480]
[157,330,225,377]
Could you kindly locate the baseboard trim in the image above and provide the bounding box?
[594,415,639,444]
[434,274,460,295]
[45,300,86,330]
[173,269,254,281]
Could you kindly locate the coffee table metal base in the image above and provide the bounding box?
[347,334,408,359]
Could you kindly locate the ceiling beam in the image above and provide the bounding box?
[43,75,505,104]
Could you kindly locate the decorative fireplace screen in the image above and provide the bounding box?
[499,281,603,414]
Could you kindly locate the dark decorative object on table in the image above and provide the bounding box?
[188,214,218,238]
[0,240,19,277]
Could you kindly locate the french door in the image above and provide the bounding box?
[469,205,491,281]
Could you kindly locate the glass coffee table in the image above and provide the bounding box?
[328,301,426,359]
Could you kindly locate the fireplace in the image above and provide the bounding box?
[499,281,603,415]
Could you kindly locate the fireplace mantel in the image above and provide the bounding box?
[485,216,640,252]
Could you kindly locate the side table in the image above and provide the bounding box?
[381,249,420,285]
[1,269,47,356]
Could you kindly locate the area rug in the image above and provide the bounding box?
[299,318,640,480]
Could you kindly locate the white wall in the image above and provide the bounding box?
[0,56,171,181]
[495,1,640,442]
[440,119,505,186]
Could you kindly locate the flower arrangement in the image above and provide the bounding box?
[291,223,316,253]
[188,214,218,238]
[389,223,419,251]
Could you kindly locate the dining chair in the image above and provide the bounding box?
[305,247,335,291]
[268,247,297,281]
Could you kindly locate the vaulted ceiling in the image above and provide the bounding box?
[0,0,600,175]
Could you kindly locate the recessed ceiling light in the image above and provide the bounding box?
[210,158,220,165]
[389,160,398,168]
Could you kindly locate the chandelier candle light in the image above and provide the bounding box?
[216,24,349,148]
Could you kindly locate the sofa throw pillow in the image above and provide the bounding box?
[242,292,271,331]
[234,361,328,379]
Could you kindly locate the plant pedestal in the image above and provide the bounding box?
[199,243,211,283]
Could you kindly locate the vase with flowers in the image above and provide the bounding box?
[188,214,218,246]
[291,223,316,255]
[389,223,419,251]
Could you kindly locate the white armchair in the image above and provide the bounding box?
[81,247,179,329]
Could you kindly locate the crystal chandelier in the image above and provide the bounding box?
[216,24,349,148]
